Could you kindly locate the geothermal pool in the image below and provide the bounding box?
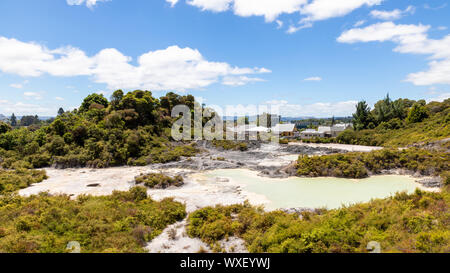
[196,169,425,210]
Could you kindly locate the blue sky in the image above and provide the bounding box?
[0,0,449,117]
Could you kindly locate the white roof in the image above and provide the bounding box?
[271,124,295,132]
[317,126,331,133]
[227,124,261,133]
[248,126,270,132]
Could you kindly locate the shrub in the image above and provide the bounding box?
[187,190,450,253]
[0,188,186,253]
[0,169,47,194]
[297,148,449,179]
[135,173,184,189]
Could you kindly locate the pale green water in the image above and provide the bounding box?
[200,169,424,210]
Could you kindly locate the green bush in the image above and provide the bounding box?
[297,148,449,179]
[0,169,47,194]
[187,190,450,253]
[212,140,248,151]
[135,173,184,189]
[0,187,186,253]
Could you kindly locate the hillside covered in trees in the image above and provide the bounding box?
[0,90,200,170]
[337,96,450,147]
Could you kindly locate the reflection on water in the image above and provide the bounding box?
[198,169,423,210]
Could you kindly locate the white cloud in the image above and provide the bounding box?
[187,0,233,13]
[300,0,382,22]
[0,37,93,77]
[265,99,357,117]
[286,22,312,34]
[354,20,366,27]
[222,76,265,86]
[337,22,429,43]
[0,100,50,115]
[338,22,450,86]
[174,0,381,29]
[304,76,322,81]
[276,20,284,29]
[370,6,415,21]
[10,80,29,89]
[24,92,43,100]
[66,0,109,8]
[0,36,270,91]
[9,83,23,89]
[233,0,307,22]
[166,0,179,7]
[55,97,65,101]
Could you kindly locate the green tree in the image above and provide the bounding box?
[406,103,429,124]
[10,113,17,126]
[352,101,374,131]
[391,99,406,120]
[57,107,65,116]
[80,93,109,112]
[20,115,39,126]
[0,122,11,134]
[110,90,124,110]
[115,90,159,126]
[373,94,393,124]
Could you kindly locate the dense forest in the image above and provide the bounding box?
[0,90,200,171]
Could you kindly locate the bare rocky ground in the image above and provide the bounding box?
[153,141,367,178]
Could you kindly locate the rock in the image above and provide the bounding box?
[86,183,101,187]
[215,177,230,183]
[417,177,442,188]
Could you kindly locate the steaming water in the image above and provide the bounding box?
[197,169,423,210]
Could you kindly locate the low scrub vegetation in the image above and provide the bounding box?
[296,148,449,181]
[135,173,184,189]
[0,169,47,194]
[211,140,248,151]
[0,187,186,253]
[187,189,450,253]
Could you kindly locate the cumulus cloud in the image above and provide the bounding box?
[0,36,270,91]
[171,0,382,31]
[300,0,382,22]
[338,22,450,86]
[370,5,415,21]
[66,0,109,8]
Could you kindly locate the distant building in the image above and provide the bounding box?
[226,123,298,138]
[271,124,297,137]
[300,123,352,139]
